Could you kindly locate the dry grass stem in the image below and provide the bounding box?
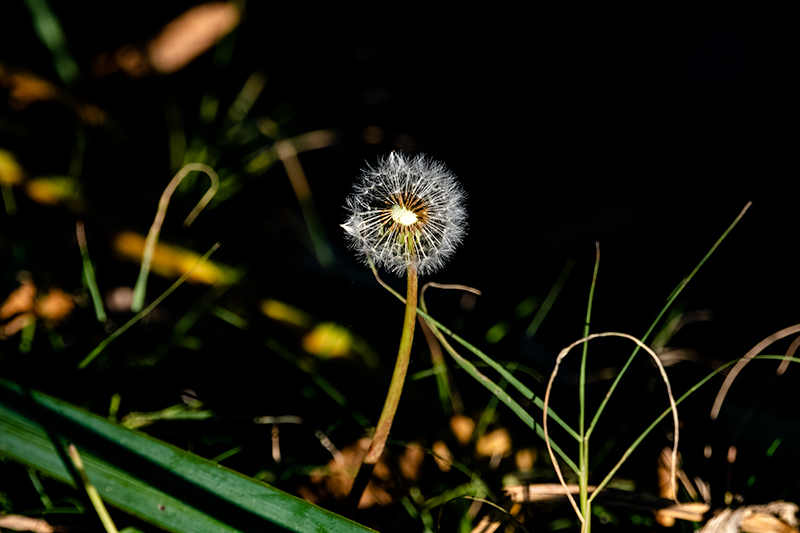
[542,332,680,525]
[776,333,800,376]
[710,323,800,420]
[421,281,482,300]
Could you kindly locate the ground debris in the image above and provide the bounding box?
[700,501,798,533]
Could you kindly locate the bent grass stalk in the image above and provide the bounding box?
[132,163,219,313]
[605,353,800,511]
[380,267,579,471]
[542,332,680,531]
[710,323,800,420]
[704,323,800,468]
[539,203,752,531]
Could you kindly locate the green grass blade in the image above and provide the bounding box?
[526,259,575,338]
[587,202,752,437]
[23,0,80,85]
[579,243,600,521]
[67,444,120,533]
[78,243,220,369]
[369,265,578,455]
[587,354,799,503]
[0,378,376,533]
[580,245,600,436]
[76,222,107,323]
[419,309,580,442]
[422,317,579,475]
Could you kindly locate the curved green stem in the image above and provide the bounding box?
[344,265,418,515]
[365,264,418,464]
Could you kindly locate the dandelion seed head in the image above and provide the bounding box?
[342,152,467,277]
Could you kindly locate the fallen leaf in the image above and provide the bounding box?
[0,514,55,533]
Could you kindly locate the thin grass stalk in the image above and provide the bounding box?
[275,138,334,268]
[76,221,106,323]
[78,242,221,369]
[422,309,579,440]
[586,201,752,438]
[543,332,680,529]
[710,323,800,420]
[579,243,601,532]
[704,324,800,469]
[67,444,119,533]
[526,259,575,338]
[132,163,219,312]
[419,308,579,474]
[580,354,800,507]
[417,316,460,414]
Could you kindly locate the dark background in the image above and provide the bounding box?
[2,1,799,530]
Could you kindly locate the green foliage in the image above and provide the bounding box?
[0,378,376,533]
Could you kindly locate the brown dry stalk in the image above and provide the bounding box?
[542,332,680,526]
[710,323,800,420]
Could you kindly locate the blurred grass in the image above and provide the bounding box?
[0,378,376,532]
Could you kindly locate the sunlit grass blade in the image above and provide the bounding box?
[0,378,377,533]
[67,444,119,533]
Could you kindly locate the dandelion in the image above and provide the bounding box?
[341,152,468,514]
[341,152,467,277]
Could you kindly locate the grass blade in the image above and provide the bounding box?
[0,378,376,533]
[132,164,219,312]
[587,201,752,436]
[369,264,579,442]
[78,242,220,369]
[420,309,579,442]
[422,316,579,475]
[76,222,107,323]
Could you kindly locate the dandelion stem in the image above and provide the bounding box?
[365,263,418,464]
[344,264,418,515]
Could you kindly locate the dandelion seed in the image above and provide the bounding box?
[341,152,467,277]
